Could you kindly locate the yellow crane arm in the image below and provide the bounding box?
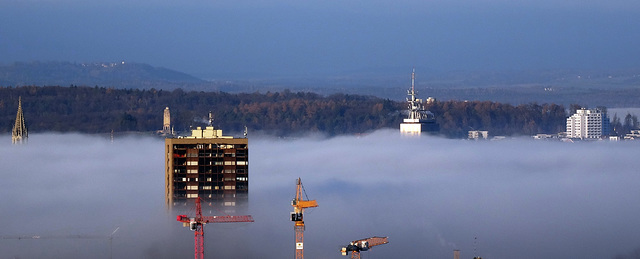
[294,200,318,209]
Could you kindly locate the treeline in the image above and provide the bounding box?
[427,101,567,137]
[611,113,640,136]
[0,86,569,138]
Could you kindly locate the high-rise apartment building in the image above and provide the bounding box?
[165,126,248,210]
[566,108,610,139]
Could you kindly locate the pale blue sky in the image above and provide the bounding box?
[1,0,639,79]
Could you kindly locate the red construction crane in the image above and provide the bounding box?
[340,236,389,259]
[290,178,318,259]
[176,197,254,259]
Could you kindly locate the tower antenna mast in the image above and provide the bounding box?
[407,68,424,120]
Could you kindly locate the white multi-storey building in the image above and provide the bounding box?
[468,130,489,140]
[566,108,610,139]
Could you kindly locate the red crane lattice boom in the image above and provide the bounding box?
[177,197,254,259]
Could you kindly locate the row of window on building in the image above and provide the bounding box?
[184,160,248,166]
[179,177,247,182]
[185,185,239,190]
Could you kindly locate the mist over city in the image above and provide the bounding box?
[2,131,640,258]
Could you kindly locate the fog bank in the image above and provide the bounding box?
[1,131,639,258]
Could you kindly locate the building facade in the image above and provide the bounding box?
[165,126,248,210]
[468,130,489,140]
[566,108,610,139]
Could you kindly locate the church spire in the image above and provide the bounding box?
[12,96,28,144]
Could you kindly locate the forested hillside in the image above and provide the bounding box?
[1,86,568,138]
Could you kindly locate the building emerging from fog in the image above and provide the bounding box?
[566,108,610,139]
[12,96,28,144]
[468,130,489,140]
[162,107,171,135]
[400,69,439,135]
[165,124,248,210]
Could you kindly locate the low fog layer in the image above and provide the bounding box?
[1,131,640,258]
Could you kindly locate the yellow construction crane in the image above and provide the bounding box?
[341,236,389,259]
[291,178,318,259]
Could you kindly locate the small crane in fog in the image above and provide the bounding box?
[340,236,389,259]
[473,236,483,259]
[1,227,119,259]
[291,178,318,259]
[176,197,254,259]
[109,227,119,259]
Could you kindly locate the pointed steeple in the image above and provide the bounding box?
[12,96,28,144]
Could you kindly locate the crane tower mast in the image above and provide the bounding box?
[177,197,253,259]
[291,178,318,259]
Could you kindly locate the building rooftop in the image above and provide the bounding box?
[181,126,234,139]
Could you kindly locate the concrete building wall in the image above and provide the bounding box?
[165,128,248,211]
[400,123,423,135]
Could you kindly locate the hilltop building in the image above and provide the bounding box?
[165,122,248,211]
[623,129,640,140]
[468,130,489,140]
[566,108,610,139]
[400,69,439,135]
[12,97,28,144]
[533,133,558,140]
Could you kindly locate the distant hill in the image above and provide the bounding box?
[0,61,204,89]
[2,61,640,108]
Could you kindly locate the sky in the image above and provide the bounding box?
[2,0,640,79]
[2,131,640,258]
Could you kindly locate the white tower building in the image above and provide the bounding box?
[566,108,610,139]
[400,69,438,135]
